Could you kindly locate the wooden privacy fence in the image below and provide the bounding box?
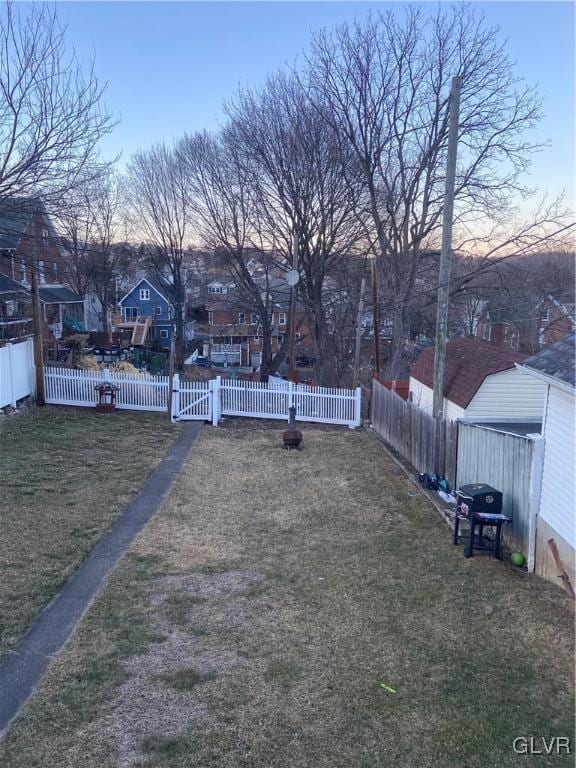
[371,377,458,487]
[457,422,544,563]
[0,339,35,409]
[43,368,362,429]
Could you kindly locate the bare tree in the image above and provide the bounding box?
[126,143,191,365]
[225,72,366,384]
[0,2,114,205]
[179,129,289,379]
[305,6,562,375]
[84,172,127,338]
[57,184,99,296]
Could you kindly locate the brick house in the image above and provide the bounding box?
[0,198,84,340]
[529,296,575,349]
[204,281,313,369]
[475,295,575,354]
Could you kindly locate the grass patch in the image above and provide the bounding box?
[0,425,573,768]
[0,407,178,655]
[161,592,207,627]
[263,658,300,688]
[159,668,216,691]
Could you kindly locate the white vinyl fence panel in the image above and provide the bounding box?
[0,339,35,408]
[43,368,362,428]
[45,366,169,412]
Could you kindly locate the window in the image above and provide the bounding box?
[208,284,223,294]
[541,308,549,322]
[155,306,162,318]
[159,329,169,339]
[20,262,27,283]
[277,334,284,344]
[38,260,46,284]
[140,288,150,301]
[482,324,491,341]
[251,313,258,325]
[208,311,214,325]
[42,228,49,246]
[238,313,245,324]
[295,332,302,342]
[124,307,138,321]
[53,262,58,282]
[253,336,259,342]
[278,312,287,326]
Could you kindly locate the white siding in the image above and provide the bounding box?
[408,377,466,422]
[466,368,546,422]
[539,386,575,547]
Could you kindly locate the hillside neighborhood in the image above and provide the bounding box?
[0,2,574,767]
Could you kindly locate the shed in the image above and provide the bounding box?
[517,333,575,588]
[409,337,546,425]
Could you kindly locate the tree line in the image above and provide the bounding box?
[1,2,572,383]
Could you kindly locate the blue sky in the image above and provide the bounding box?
[56,1,574,204]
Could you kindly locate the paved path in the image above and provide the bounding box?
[0,421,202,740]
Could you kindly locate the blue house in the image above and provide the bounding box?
[115,277,179,349]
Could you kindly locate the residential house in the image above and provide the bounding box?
[115,276,182,349]
[517,334,575,588]
[475,299,532,352]
[0,273,32,342]
[529,295,575,349]
[0,198,85,339]
[205,278,313,369]
[409,337,546,426]
[475,295,575,354]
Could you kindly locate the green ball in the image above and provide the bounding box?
[510,552,526,567]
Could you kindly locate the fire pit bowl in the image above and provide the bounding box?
[283,405,303,449]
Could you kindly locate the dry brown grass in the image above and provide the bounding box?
[0,424,573,768]
[0,406,178,654]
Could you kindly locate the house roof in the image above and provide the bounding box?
[0,272,29,296]
[39,286,83,304]
[119,276,180,306]
[410,336,526,408]
[0,198,35,251]
[519,333,575,389]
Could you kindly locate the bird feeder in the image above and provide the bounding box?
[95,382,120,413]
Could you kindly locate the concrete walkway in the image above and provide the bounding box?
[0,421,202,740]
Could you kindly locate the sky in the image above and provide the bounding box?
[55,1,575,206]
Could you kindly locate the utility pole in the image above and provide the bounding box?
[352,277,366,387]
[432,75,462,419]
[288,229,298,382]
[30,242,45,406]
[371,259,381,379]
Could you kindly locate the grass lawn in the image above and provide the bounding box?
[0,406,178,655]
[0,423,573,767]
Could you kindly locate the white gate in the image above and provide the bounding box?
[171,375,212,422]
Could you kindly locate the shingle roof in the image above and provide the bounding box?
[410,336,527,408]
[520,333,575,389]
[0,273,29,296]
[0,198,35,251]
[39,286,83,304]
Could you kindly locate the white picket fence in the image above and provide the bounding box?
[0,339,35,409]
[43,367,362,428]
[45,367,170,412]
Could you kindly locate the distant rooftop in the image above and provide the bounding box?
[520,333,575,389]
